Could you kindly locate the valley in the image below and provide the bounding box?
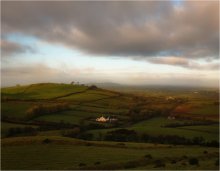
[1,83,219,170]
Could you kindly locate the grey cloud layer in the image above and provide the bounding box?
[1,39,34,56]
[2,1,219,59]
[148,57,219,70]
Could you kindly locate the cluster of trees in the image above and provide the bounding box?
[5,120,79,137]
[26,103,70,119]
[62,128,94,140]
[90,129,219,147]
[35,120,77,130]
[163,121,215,128]
[88,85,98,90]
[6,126,37,137]
[104,129,138,142]
[2,115,26,122]
[128,106,168,122]
[141,134,208,146]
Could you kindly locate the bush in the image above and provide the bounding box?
[124,161,138,169]
[78,163,86,167]
[26,103,70,119]
[181,155,188,159]
[203,150,208,154]
[181,162,186,166]
[104,129,138,142]
[88,85,98,90]
[42,138,51,144]
[78,133,94,140]
[154,160,165,168]
[144,154,152,159]
[85,142,92,146]
[171,160,176,164]
[62,128,81,138]
[94,161,101,165]
[7,126,37,137]
[188,158,199,165]
[116,143,126,146]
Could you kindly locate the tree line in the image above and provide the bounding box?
[25,103,70,119]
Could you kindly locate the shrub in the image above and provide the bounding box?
[104,129,138,142]
[124,161,138,169]
[42,138,51,144]
[7,126,37,137]
[171,160,176,164]
[78,133,94,140]
[154,160,165,168]
[116,143,126,146]
[144,154,152,159]
[182,155,188,159]
[26,103,70,119]
[62,128,81,138]
[78,163,86,167]
[88,85,98,90]
[94,161,101,165]
[85,142,92,146]
[181,162,186,166]
[203,150,208,154]
[188,158,199,165]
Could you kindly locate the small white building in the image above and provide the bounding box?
[96,116,108,122]
[166,96,175,101]
[96,115,118,122]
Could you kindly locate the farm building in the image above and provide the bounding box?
[96,116,118,122]
[166,96,175,101]
[96,116,107,122]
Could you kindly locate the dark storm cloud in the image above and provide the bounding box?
[1,39,35,56]
[1,1,219,59]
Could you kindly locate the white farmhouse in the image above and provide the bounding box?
[96,115,118,122]
[96,116,108,122]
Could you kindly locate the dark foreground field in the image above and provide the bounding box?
[1,83,219,170]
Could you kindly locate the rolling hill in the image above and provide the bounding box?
[1,83,219,170]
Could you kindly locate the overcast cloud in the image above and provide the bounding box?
[1,1,219,87]
[2,1,219,59]
[1,39,34,56]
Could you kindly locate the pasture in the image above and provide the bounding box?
[1,83,219,170]
[1,136,219,170]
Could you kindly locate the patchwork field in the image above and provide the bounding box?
[1,83,219,170]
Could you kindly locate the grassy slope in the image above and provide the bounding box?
[129,117,219,141]
[90,117,219,141]
[1,136,219,170]
[1,83,219,141]
[1,83,88,100]
[33,110,90,125]
[1,102,33,119]
[1,84,219,170]
[1,83,130,135]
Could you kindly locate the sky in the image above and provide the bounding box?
[1,1,219,87]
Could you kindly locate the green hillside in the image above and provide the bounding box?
[2,83,88,100]
[2,136,219,170]
[1,83,219,170]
